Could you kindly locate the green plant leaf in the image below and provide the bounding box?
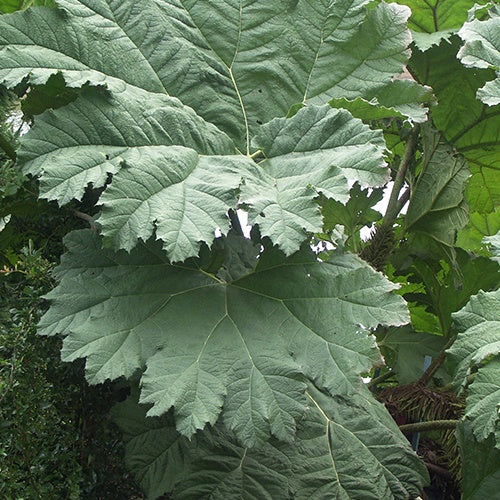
[464,357,500,447]
[113,386,428,499]
[410,38,500,214]
[447,289,500,390]
[111,391,191,499]
[457,209,500,253]
[390,0,486,33]
[0,0,420,152]
[406,127,469,245]
[410,29,456,52]
[321,183,383,252]
[0,0,428,259]
[0,0,55,13]
[392,242,499,335]
[389,0,491,51]
[457,421,500,499]
[40,230,409,446]
[18,88,256,262]
[241,105,388,255]
[328,79,435,123]
[378,326,448,384]
[458,4,500,105]
[291,387,428,499]
[484,229,500,262]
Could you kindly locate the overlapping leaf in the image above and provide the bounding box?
[329,79,434,123]
[457,209,500,253]
[0,0,417,147]
[485,229,500,261]
[410,38,500,214]
[0,0,423,260]
[392,0,484,33]
[447,289,500,390]
[392,243,499,335]
[40,230,409,446]
[241,105,388,255]
[378,326,448,384]
[447,289,500,448]
[457,421,500,499]
[0,0,54,13]
[406,127,469,245]
[390,0,489,50]
[113,386,428,499]
[464,358,500,447]
[458,4,500,106]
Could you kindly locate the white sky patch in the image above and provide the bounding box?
[7,110,29,136]
[237,209,252,238]
[231,182,409,245]
[360,181,409,241]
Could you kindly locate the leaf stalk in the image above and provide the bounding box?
[382,124,420,229]
[418,337,455,385]
[399,419,458,433]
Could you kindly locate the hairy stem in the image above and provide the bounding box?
[228,209,244,236]
[395,186,410,214]
[382,124,420,229]
[399,419,458,434]
[418,337,455,386]
[424,462,453,480]
[359,125,420,270]
[368,369,395,389]
[73,210,97,231]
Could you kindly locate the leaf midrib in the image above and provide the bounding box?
[178,0,250,154]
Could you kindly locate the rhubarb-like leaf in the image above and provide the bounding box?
[113,386,428,499]
[40,230,409,446]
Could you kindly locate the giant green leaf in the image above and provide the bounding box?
[19,93,387,260]
[410,38,500,214]
[289,387,428,499]
[447,289,500,390]
[464,357,500,447]
[389,0,490,50]
[0,0,420,260]
[18,87,253,262]
[40,230,409,446]
[457,421,500,499]
[113,386,428,499]
[457,209,500,253]
[0,0,418,151]
[406,127,469,245]
[241,105,388,255]
[458,4,500,106]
